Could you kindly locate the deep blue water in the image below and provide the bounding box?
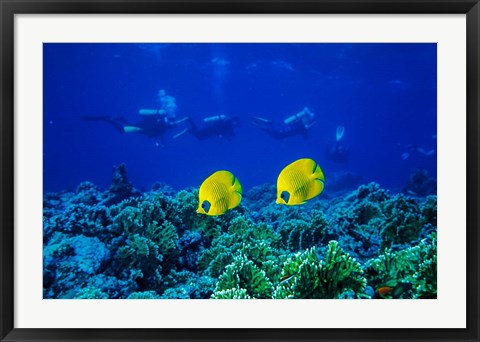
[43,43,436,194]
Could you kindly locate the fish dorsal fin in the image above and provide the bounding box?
[290,158,323,179]
[291,158,317,174]
[211,170,235,186]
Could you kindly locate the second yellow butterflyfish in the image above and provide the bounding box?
[276,158,325,205]
[197,170,242,216]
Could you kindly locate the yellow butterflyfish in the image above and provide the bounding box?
[276,158,325,205]
[197,170,242,216]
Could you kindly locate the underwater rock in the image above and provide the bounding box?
[84,274,138,299]
[381,194,423,249]
[43,233,111,298]
[177,230,204,272]
[103,164,141,206]
[71,181,102,205]
[74,287,109,299]
[354,182,389,203]
[151,181,176,196]
[403,169,436,197]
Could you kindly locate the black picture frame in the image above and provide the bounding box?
[1,0,479,341]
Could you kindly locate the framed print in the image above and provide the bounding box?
[1,0,479,341]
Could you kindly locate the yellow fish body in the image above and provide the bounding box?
[197,170,242,216]
[276,158,325,205]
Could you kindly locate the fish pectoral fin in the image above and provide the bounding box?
[228,190,242,209]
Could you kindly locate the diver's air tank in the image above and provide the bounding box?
[284,108,309,125]
[139,109,158,115]
[203,115,226,123]
[138,109,166,116]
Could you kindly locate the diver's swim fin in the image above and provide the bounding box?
[336,126,345,142]
[170,117,189,125]
[123,126,142,133]
[173,128,189,139]
[252,116,272,127]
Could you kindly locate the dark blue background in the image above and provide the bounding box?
[43,43,436,193]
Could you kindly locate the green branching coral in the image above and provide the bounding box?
[278,215,326,252]
[113,233,163,290]
[213,253,274,299]
[198,217,282,279]
[145,221,178,256]
[273,242,366,299]
[411,240,437,299]
[110,192,174,235]
[364,232,437,298]
[212,288,251,299]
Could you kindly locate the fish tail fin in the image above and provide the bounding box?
[229,174,242,209]
[312,162,325,183]
[307,178,325,200]
[307,161,325,200]
[229,190,242,210]
[231,175,242,194]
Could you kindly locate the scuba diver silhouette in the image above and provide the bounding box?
[326,126,350,163]
[252,107,315,140]
[82,89,188,147]
[174,115,240,141]
[82,109,188,147]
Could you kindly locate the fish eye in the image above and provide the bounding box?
[281,191,290,203]
[202,200,211,213]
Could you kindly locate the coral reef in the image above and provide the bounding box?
[43,165,437,299]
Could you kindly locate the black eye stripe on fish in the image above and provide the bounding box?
[281,191,290,203]
[202,200,211,213]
